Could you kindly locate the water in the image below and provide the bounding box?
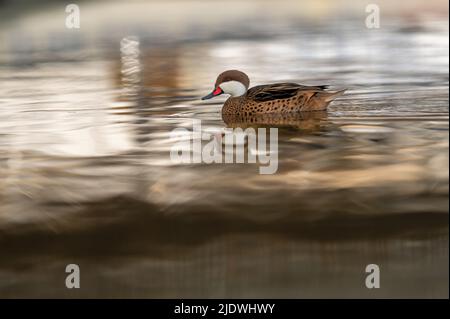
[0,1,448,298]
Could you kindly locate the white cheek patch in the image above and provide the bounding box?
[220,81,247,97]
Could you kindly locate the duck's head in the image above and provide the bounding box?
[202,70,250,100]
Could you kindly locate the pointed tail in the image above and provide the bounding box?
[323,89,347,102]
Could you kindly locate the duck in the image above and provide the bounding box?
[202,70,346,115]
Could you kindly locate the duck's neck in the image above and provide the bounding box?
[222,95,245,115]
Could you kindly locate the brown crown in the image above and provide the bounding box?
[214,70,250,89]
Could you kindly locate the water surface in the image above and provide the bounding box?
[0,1,448,298]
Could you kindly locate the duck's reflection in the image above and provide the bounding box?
[222,111,328,132]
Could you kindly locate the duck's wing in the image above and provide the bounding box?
[247,83,328,102]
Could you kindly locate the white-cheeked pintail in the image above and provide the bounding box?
[202,70,346,115]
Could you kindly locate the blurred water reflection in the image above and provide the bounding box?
[0,0,448,298]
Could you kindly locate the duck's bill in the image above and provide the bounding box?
[201,92,215,100]
[201,87,223,100]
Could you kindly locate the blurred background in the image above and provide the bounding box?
[0,0,448,298]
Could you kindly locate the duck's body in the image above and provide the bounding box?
[202,70,346,115]
[222,83,345,115]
